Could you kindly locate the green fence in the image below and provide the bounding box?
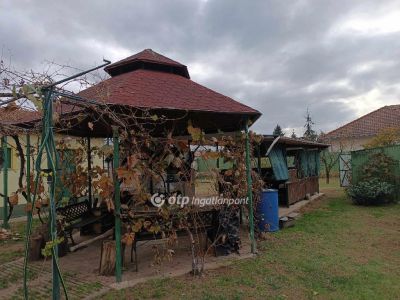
[351,145,400,200]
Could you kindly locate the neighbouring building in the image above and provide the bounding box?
[0,107,106,218]
[320,105,400,152]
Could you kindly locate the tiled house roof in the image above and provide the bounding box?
[322,105,400,140]
[0,107,40,125]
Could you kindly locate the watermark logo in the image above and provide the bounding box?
[150,193,248,208]
[150,193,166,207]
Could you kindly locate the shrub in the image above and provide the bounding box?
[347,178,394,205]
[361,152,396,183]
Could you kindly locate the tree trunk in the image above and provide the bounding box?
[99,240,116,276]
[325,167,330,184]
[29,235,44,261]
[186,228,204,275]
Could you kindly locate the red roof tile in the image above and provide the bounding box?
[78,50,260,116]
[0,106,40,125]
[322,105,400,140]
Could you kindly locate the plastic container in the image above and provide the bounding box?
[257,189,279,232]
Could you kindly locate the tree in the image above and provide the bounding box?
[303,109,318,141]
[290,129,297,139]
[319,130,343,184]
[273,124,284,136]
[320,149,341,184]
[364,127,400,149]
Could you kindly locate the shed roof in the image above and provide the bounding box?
[261,135,329,149]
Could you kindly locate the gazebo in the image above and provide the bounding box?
[1,49,262,298]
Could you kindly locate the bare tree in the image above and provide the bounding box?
[319,138,344,184]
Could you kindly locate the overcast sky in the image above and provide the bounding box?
[1,0,400,135]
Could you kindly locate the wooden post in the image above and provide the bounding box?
[113,127,122,282]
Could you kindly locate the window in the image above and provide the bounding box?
[0,148,12,169]
[58,149,77,174]
[286,155,296,168]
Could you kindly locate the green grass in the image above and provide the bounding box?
[318,176,340,189]
[102,187,400,300]
[0,218,40,264]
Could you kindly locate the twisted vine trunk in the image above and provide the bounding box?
[2,135,29,221]
[186,227,204,275]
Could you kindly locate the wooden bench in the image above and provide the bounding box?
[57,200,106,245]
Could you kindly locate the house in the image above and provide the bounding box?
[0,107,106,219]
[320,105,400,152]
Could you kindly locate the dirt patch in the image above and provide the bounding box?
[298,195,327,214]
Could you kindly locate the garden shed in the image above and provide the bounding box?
[255,135,329,206]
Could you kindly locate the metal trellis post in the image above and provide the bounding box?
[113,127,122,282]
[22,59,110,300]
[87,137,92,208]
[44,89,61,300]
[245,121,256,253]
[23,134,31,298]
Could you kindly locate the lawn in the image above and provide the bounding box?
[103,181,400,300]
[0,218,40,265]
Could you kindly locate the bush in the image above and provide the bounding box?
[347,178,394,205]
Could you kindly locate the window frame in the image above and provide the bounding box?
[0,148,12,169]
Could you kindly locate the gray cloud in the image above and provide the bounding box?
[1,0,400,135]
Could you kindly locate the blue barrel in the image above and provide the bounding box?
[257,189,279,232]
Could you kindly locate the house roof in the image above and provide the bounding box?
[321,105,400,140]
[0,106,40,125]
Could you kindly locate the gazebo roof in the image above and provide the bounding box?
[9,49,261,137]
[104,49,190,78]
[79,49,260,116]
[60,49,261,137]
